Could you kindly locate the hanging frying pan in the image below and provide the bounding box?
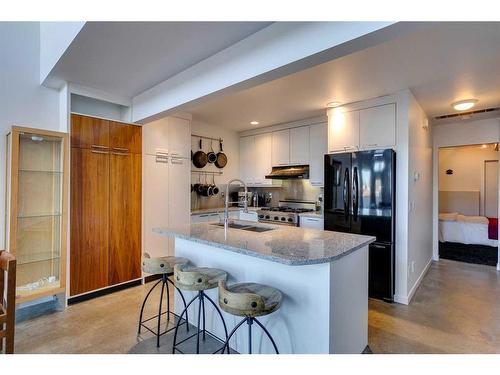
[207,140,217,164]
[192,138,208,168]
[215,139,227,169]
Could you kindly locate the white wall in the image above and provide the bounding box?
[439,145,498,216]
[39,22,85,85]
[432,118,500,263]
[71,94,126,121]
[0,22,61,249]
[406,92,433,303]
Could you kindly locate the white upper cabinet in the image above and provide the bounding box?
[359,103,396,149]
[290,126,310,165]
[309,123,328,186]
[143,116,191,158]
[254,133,272,184]
[168,116,191,158]
[328,109,360,153]
[272,129,290,166]
[239,135,255,184]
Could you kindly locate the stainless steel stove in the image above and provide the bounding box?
[257,200,316,226]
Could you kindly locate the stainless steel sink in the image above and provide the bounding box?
[211,223,275,233]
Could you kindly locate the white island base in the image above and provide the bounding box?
[173,238,369,354]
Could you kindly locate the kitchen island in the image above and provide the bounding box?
[154,221,374,354]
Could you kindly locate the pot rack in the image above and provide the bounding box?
[191,170,223,175]
[191,134,223,143]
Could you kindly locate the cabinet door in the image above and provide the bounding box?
[290,126,310,165]
[109,152,142,285]
[168,157,191,256]
[143,118,169,155]
[254,133,272,184]
[168,117,191,159]
[71,114,109,149]
[109,121,142,154]
[143,154,169,259]
[328,110,359,153]
[299,216,324,230]
[359,104,395,149]
[239,136,255,184]
[70,148,109,296]
[272,129,290,166]
[309,123,328,186]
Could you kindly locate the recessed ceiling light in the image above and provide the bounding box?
[250,121,259,125]
[452,99,478,111]
[326,101,341,108]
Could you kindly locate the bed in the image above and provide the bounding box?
[438,191,498,266]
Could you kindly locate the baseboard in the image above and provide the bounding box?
[68,279,142,305]
[394,258,432,305]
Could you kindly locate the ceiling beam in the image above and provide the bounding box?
[132,22,428,123]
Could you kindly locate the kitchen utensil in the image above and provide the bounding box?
[207,140,217,164]
[192,138,208,168]
[211,174,219,196]
[215,139,227,169]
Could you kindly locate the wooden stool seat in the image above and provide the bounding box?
[141,253,189,275]
[218,281,283,318]
[174,264,227,291]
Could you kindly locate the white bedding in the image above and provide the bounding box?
[439,215,497,247]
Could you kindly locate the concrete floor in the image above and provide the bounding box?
[14,259,500,354]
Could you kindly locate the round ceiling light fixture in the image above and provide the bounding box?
[250,121,259,125]
[451,99,478,111]
[326,101,341,108]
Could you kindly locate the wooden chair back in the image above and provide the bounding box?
[0,250,16,354]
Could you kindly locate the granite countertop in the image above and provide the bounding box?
[153,221,374,266]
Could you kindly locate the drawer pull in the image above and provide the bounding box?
[112,147,129,152]
[91,150,109,154]
[91,144,109,150]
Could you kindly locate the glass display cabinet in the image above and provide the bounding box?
[5,126,69,303]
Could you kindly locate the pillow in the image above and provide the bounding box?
[439,212,458,221]
[457,214,489,224]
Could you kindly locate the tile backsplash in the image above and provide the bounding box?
[191,179,323,211]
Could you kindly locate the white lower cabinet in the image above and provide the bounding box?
[299,216,324,230]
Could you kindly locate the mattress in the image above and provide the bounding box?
[439,219,498,247]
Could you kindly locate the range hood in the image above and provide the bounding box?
[265,165,309,180]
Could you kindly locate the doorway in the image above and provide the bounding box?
[437,143,499,266]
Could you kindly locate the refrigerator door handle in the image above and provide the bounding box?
[343,167,350,220]
[352,166,359,221]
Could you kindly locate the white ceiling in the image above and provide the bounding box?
[184,22,500,131]
[48,22,272,97]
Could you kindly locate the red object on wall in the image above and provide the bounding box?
[488,217,498,240]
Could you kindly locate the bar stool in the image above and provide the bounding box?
[138,253,190,347]
[171,264,229,354]
[218,280,282,354]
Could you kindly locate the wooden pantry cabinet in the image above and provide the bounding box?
[70,114,141,296]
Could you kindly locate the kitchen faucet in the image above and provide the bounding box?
[224,179,248,230]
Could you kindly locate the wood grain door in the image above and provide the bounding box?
[71,114,109,149]
[109,121,142,154]
[109,151,142,284]
[70,148,110,296]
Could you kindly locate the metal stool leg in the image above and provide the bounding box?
[203,292,230,353]
[166,277,189,332]
[138,278,162,334]
[253,318,279,354]
[221,317,247,354]
[201,293,206,340]
[156,278,166,347]
[248,317,253,354]
[196,291,202,354]
[165,275,170,321]
[172,293,198,354]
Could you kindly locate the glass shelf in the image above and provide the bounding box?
[18,213,62,219]
[19,169,63,173]
[16,252,61,266]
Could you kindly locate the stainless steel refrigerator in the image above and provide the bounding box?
[324,149,396,302]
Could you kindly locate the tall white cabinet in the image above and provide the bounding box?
[143,116,191,259]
